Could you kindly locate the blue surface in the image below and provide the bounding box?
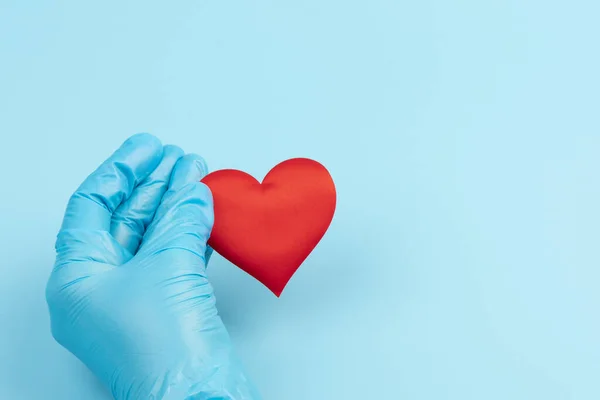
[0,1,598,399]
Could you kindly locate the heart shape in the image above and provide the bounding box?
[200,158,336,296]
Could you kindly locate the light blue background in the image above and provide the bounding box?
[1,1,598,399]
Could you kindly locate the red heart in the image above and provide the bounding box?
[200,158,336,296]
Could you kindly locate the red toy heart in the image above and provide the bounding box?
[200,158,336,296]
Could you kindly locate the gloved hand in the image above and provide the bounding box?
[45,133,261,400]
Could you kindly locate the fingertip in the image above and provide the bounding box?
[169,153,209,190]
[145,145,184,180]
[162,144,185,160]
[121,133,163,162]
[185,153,208,177]
[116,133,164,178]
[161,145,185,169]
[199,181,213,203]
[125,132,162,149]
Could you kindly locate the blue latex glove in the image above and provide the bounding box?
[45,133,261,400]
